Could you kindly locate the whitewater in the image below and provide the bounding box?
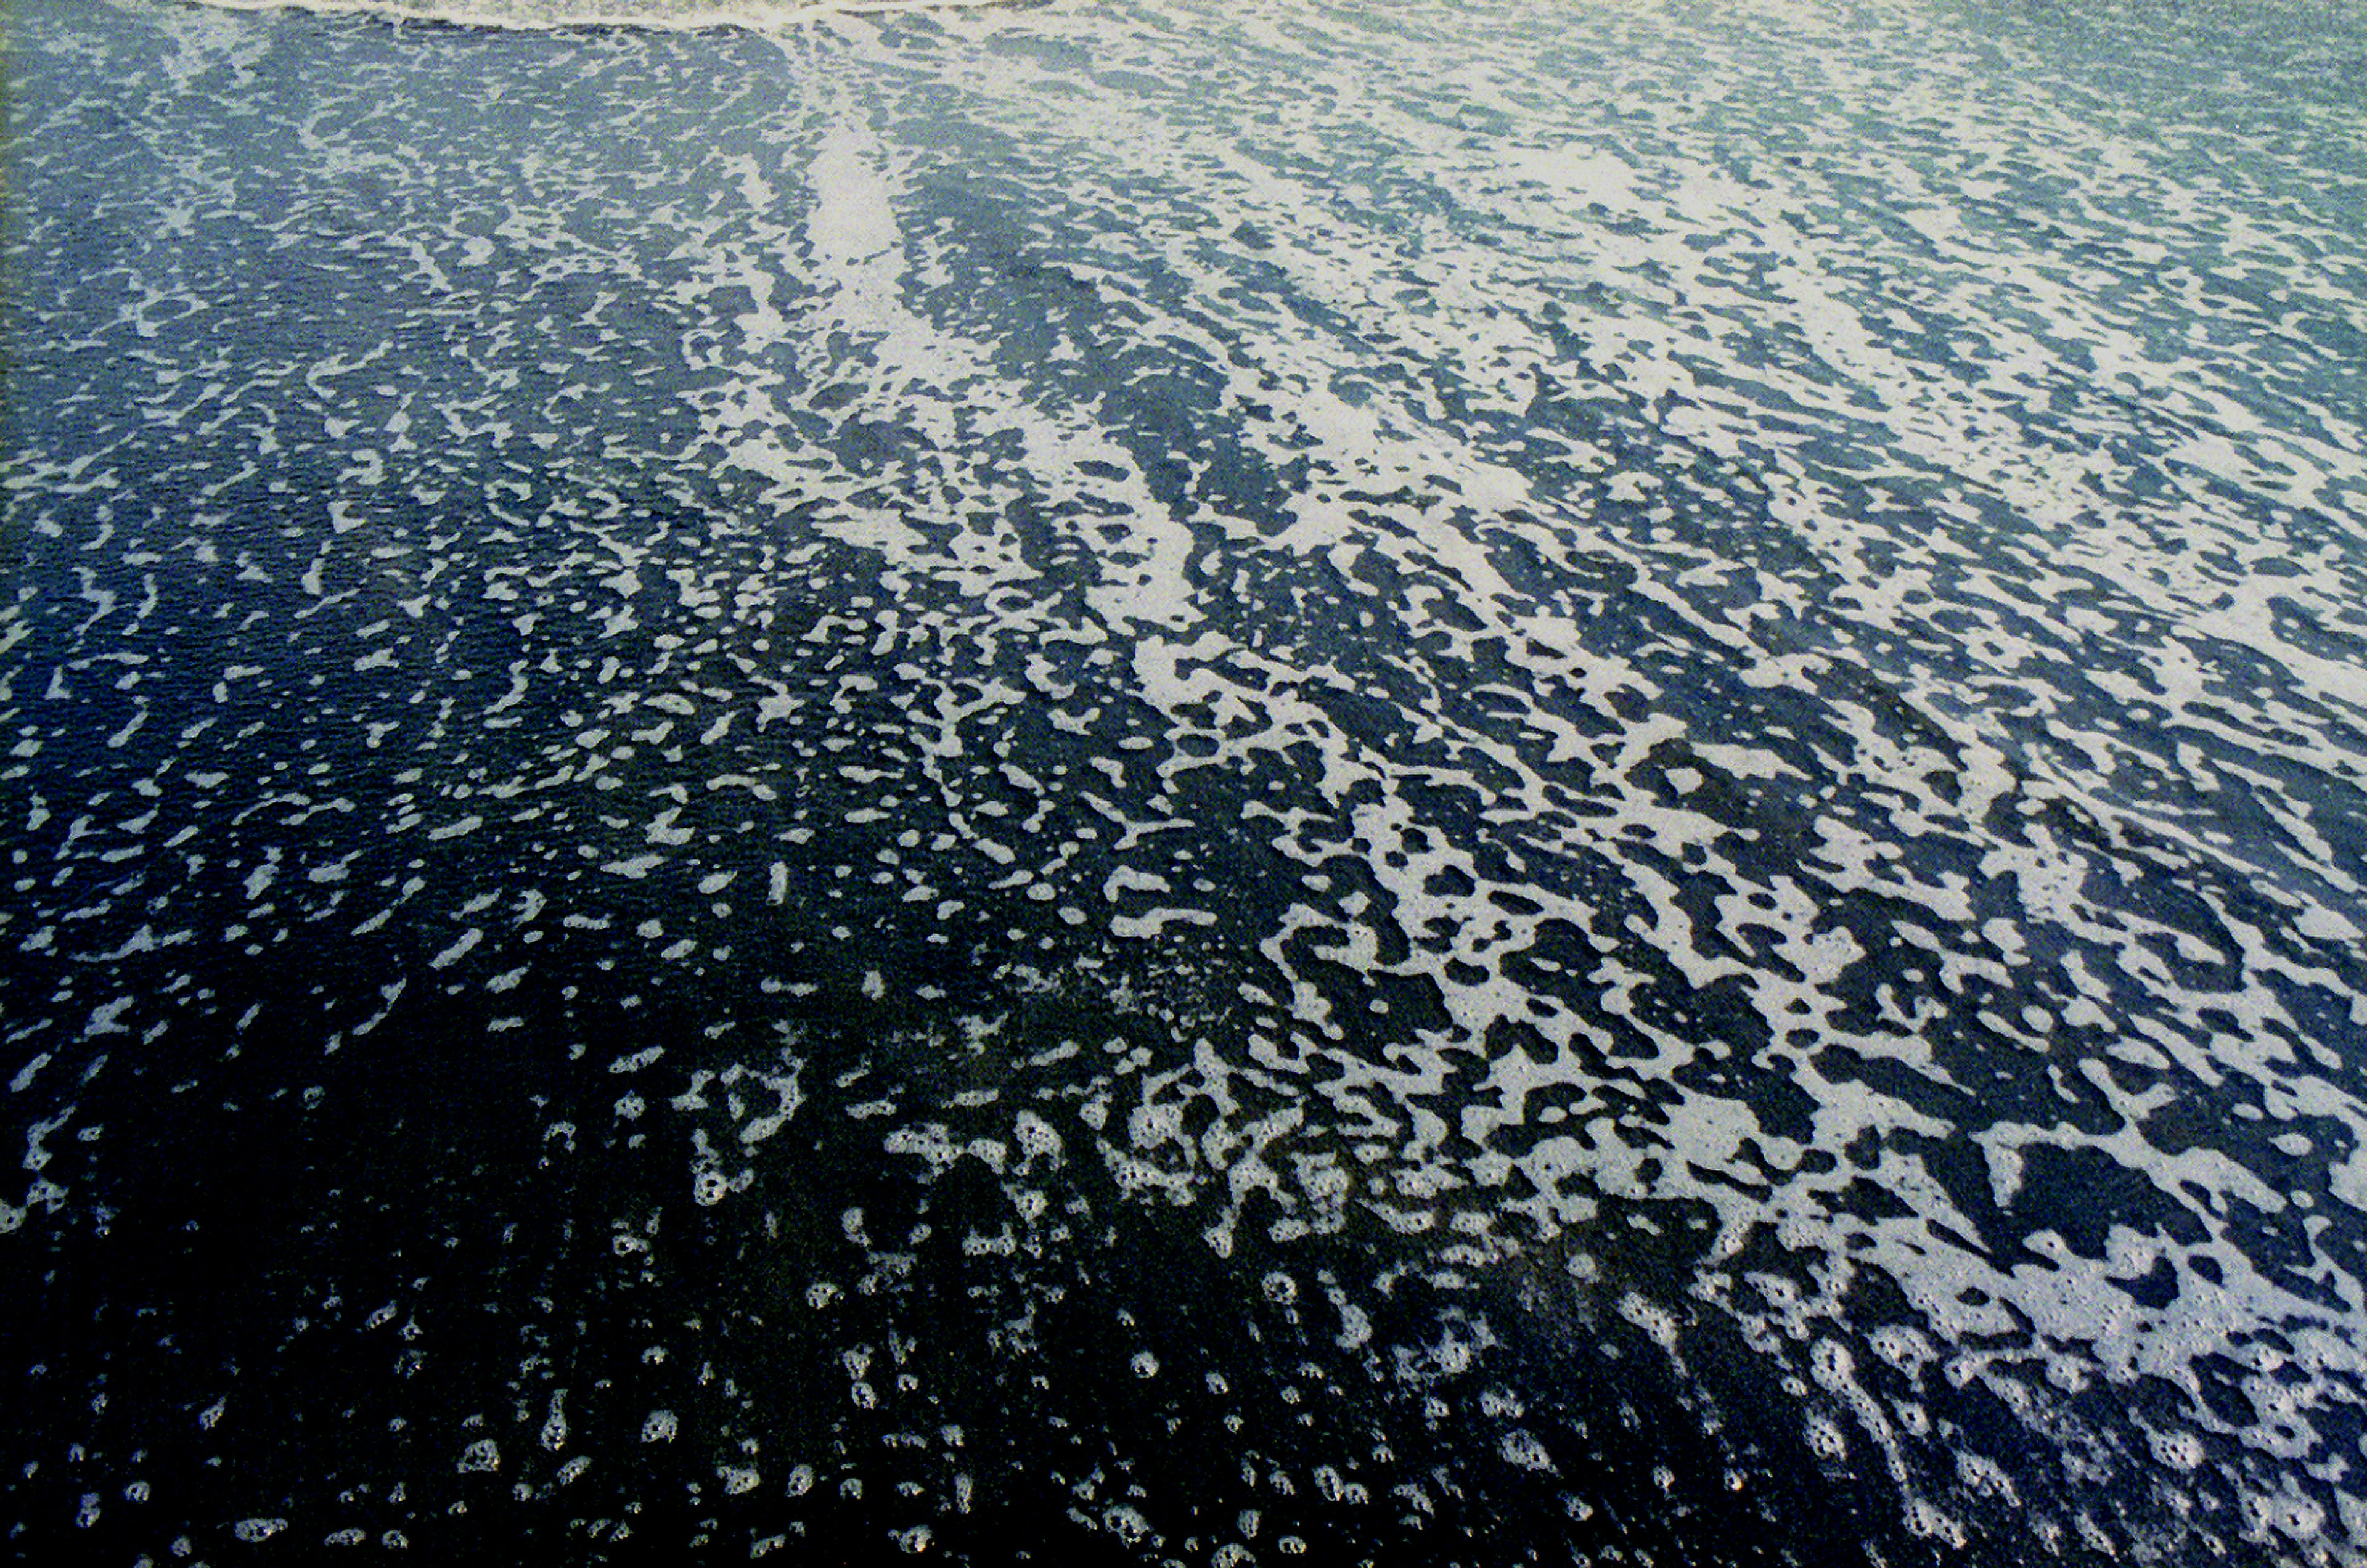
[4,0,2366,1561]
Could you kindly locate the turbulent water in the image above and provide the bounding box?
[5,0,2367,1561]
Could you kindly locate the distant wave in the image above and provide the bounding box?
[178,0,1023,33]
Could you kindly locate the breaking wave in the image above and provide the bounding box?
[181,0,1018,33]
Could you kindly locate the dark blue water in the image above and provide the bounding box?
[6,0,2367,1561]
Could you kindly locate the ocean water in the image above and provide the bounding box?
[4,0,2366,1561]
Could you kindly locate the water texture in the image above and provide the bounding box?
[5,0,2367,1561]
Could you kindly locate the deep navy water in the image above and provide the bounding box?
[5,0,2367,1562]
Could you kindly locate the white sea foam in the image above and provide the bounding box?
[182,0,1015,31]
[12,0,2367,1555]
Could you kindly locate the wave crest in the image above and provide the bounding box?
[179,0,1021,34]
